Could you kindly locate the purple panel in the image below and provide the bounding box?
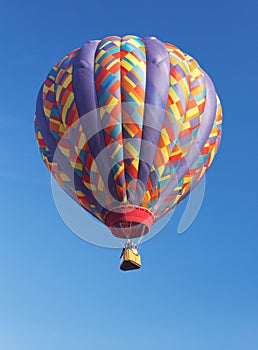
[72,40,100,116]
[138,37,170,185]
[144,37,170,108]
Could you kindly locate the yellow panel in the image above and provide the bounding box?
[121,59,134,71]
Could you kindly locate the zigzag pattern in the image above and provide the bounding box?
[120,35,146,193]
[154,95,222,217]
[94,36,126,202]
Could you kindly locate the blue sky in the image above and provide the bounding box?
[0,0,257,349]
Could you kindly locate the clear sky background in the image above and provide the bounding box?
[0,0,257,349]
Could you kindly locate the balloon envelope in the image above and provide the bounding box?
[34,35,222,239]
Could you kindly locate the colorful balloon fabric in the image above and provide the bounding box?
[34,35,222,238]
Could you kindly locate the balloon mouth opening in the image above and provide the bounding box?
[104,205,154,239]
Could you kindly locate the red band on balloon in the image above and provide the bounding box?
[104,206,154,239]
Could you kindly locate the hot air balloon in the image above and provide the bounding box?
[34,35,222,270]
